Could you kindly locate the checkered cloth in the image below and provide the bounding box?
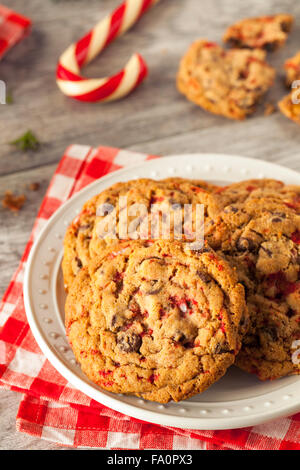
[0,4,31,59]
[0,144,300,449]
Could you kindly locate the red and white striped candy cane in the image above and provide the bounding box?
[56,0,160,102]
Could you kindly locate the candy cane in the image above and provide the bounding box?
[56,0,160,102]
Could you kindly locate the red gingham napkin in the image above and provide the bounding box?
[0,4,31,59]
[1,144,300,450]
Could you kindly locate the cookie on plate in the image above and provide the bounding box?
[62,178,218,291]
[177,40,275,120]
[231,213,300,379]
[65,239,247,403]
[205,190,300,379]
[223,14,294,51]
[88,178,220,267]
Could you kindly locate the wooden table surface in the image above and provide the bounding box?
[1,0,300,450]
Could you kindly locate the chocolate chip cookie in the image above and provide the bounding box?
[65,239,247,403]
[223,14,294,51]
[177,40,275,120]
[62,178,218,291]
[206,194,300,379]
[88,178,220,269]
[233,213,300,379]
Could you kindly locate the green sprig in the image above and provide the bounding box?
[10,130,40,151]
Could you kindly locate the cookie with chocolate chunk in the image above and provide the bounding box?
[223,14,293,51]
[88,178,219,266]
[233,213,300,379]
[65,239,247,403]
[62,178,218,291]
[177,40,275,120]
[206,195,300,379]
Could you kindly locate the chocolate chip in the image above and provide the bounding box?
[117,332,142,353]
[78,224,91,232]
[281,22,291,33]
[96,202,114,216]
[224,206,238,214]
[273,212,286,219]
[287,308,295,318]
[146,286,162,295]
[193,247,211,255]
[262,326,278,342]
[236,237,256,252]
[214,342,230,354]
[116,280,123,294]
[264,42,276,52]
[197,271,211,283]
[239,281,249,297]
[228,38,243,48]
[172,331,187,343]
[75,257,82,269]
[271,217,282,223]
[261,246,272,257]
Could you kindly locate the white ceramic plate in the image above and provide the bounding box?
[24,153,300,430]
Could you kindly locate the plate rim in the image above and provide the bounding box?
[23,152,300,430]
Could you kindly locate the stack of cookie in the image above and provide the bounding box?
[177,13,300,124]
[63,177,300,403]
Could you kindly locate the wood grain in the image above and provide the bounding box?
[1,0,300,449]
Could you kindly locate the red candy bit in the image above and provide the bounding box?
[137,375,143,381]
[150,196,164,204]
[266,271,298,296]
[143,310,149,318]
[100,381,114,387]
[261,15,275,22]
[215,186,228,194]
[141,329,153,337]
[191,185,206,193]
[204,41,218,48]
[246,185,257,192]
[291,230,300,244]
[98,369,113,377]
[284,281,298,295]
[251,366,259,376]
[148,373,159,384]
[91,349,100,355]
[122,322,133,331]
[285,62,300,70]
[159,307,168,319]
[217,264,224,272]
[218,311,226,334]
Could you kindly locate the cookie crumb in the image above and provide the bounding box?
[264,103,276,116]
[2,191,26,212]
[28,182,40,191]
